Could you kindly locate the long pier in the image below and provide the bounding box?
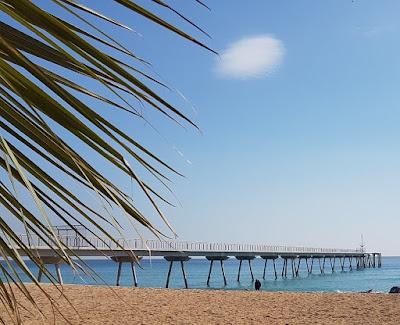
[17,235,382,288]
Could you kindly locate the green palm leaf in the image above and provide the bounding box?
[0,0,212,322]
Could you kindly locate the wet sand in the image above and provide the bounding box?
[2,285,400,324]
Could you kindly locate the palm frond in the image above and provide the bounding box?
[0,0,212,322]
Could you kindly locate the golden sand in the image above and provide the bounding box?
[2,285,400,324]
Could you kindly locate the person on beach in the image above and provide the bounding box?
[255,279,261,291]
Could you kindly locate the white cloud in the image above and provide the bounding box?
[216,35,284,79]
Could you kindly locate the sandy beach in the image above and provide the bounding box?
[2,285,400,324]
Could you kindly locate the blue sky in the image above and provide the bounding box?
[5,1,400,254]
[97,0,400,254]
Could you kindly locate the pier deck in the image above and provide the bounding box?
[16,235,382,288]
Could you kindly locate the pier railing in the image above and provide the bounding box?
[17,234,362,254]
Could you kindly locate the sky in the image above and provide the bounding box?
[5,1,400,255]
[133,0,400,255]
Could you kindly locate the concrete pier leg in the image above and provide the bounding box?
[111,256,142,287]
[263,259,268,280]
[116,262,122,286]
[329,257,334,272]
[285,259,289,277]
[207,260,214,286]
[207,256,229,286]
[37,269,43,282]
[164,256,190,288]
[36,257,65,283]
[263,258,268,280]
[180,261,188,289]
[340,257,344,271]
[296,258,301,276]
[237,260,242,282]
[310,258,314,274]
[281,259,286,277]
[273,259,277,279]
[55,264,63,285]
[291,259,295,277]
[130,262,138,287]
[318,258,324,274]
[305,258,310,273]
[322,257,326,272]
[349,256,353,270]
[248,260,254,281]
[166,261,173,288]
[220,260,227,286]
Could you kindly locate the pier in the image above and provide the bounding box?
[17,235,381,288]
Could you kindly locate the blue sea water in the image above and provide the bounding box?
[10,256,400,293]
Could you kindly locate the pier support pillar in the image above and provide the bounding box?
[310,257,314,274]
[220,260,227,286]
[248,260,254,281]
[235,256,255,282]
[116,261,122,286]
[206,256,229,286]
[348,256,353,270]
[36,256,65,285]
[164,256,191,289]
[306,257,310,274]
[111,256,142,287]
[291,258,295,277]
[340,257,344,271]
[318,258,324,274]
[281,258,286,278]
[281,258,290,278]
[295,258,301,277]
[207,260,214,285]
[262,259,268,279]
[180,261,188,288]
[261,256,278,280]
[330,257,335,272]
[237,260,242,281]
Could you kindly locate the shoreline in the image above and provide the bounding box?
[2,284,399,324]
[20,281,392,294]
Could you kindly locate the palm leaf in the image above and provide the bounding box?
[0,0,213,322]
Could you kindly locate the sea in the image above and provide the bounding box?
[11,256,400,293]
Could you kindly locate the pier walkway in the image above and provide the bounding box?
[16,235,382,288]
